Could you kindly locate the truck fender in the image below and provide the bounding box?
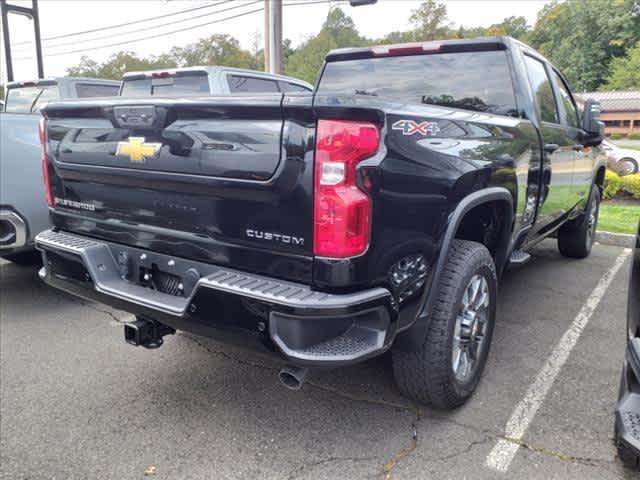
[394,187,514,352]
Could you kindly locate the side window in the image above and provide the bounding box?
[279,81,310,92]
[75,83,120,98]
[228,75,279,93]
[551,71,579,128]
[523,54,558,124]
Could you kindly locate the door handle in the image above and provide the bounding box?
[543,143,559,153]
[572,144,584,151]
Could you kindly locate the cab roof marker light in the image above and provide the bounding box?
[372,42,441,57]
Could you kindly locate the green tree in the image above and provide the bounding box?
[409,0,452,41]
[284,7,369,84]
[526,0,640,91]
[602,41,640,90]
[486,16,529,39]
[379,1,457,44]
[67,51,177,80]
[378,30,415,44]
[170,33,254,68]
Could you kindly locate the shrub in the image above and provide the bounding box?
[603,169,622,199]
[629,132,640,141]
[621,173,640,199]
[609,133,625,140]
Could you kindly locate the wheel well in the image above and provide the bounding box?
[594,166,605,196]
[454,200,512,270]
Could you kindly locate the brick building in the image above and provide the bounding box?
[579,91,640,136]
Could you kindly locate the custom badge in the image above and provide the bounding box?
[392,119,440,136]
[116,137,162,163]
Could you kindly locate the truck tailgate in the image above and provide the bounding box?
[42,95,315,283]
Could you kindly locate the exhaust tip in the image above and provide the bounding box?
[278,366,308,391]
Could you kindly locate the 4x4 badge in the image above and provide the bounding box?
[392,120,440,136]
[116,137,162,163]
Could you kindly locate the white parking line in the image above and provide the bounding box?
[485,248,632,473]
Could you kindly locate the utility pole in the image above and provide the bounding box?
[1,0,44,82]
[267,0,282,74]
[263,0,270,71]
[262,0,374,74]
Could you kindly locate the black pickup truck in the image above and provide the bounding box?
[36,37,606,409]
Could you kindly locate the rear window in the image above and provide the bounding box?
[317,50,517,116]
[75,83,120,98]
[5,84,59,113]
[120,73,210,97]
[228,75,279,93]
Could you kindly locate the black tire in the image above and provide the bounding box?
[557,185,600,259]
[615,431,640,471]
[2,250,42,266]
[392,240,497,409]
[620,157,639,176]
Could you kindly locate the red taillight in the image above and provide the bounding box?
[313,119,379,258]
[39,117,53,207]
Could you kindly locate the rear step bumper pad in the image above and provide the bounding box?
[615,339,640,457]
[35,229,396,366]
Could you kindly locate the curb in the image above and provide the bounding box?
[595,231,635,248]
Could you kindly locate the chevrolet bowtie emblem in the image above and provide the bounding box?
[116,137,161,163]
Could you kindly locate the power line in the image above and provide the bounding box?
[14,0,342,61]
[17,6,266,59]
[13,0,233,46]
[15,0,262,52]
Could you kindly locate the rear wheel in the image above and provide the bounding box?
[557,185,600,259]
[615,426,640,471]
[392,240,497,409]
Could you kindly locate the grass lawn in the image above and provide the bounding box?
[613,141,640,151]
[598,201,640,234]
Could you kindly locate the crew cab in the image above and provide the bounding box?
[0,77,120,264]
[120,66,313,96]
[35,37,606,408]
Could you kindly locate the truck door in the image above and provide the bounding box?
[549,69,591,210]
[522,54,575,230]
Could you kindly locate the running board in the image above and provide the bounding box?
[508,249,531,268]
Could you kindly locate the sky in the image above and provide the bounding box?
[1,0,551,84]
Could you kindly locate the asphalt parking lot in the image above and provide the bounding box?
[0,240,636,480]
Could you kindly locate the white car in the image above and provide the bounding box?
[602,139,640,175]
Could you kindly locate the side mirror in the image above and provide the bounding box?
[582,99,605,136]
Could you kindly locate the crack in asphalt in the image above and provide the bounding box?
[79,300,129,324]
[183,332,626,477]
[500,435,617,468]
[183,334,423,479]
[64,320,618,478]
[425,436,494,464]
[286,455,378,480]
[382,410,420,480]
[184,332,628,477]
[44,285,130,325]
